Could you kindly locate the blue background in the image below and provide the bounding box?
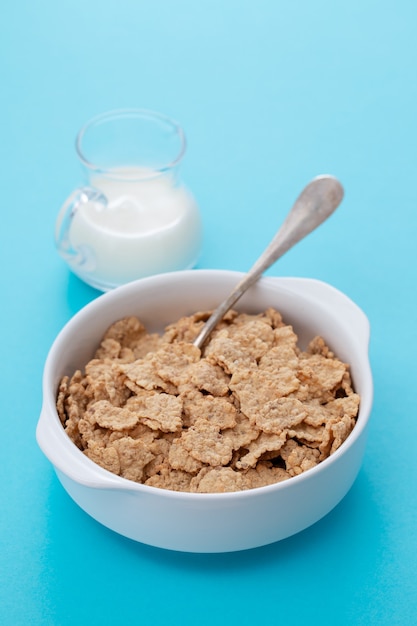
[1,1,416,624]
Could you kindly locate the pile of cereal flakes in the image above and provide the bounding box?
[57,308,360,493]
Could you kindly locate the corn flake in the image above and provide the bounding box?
[190,466,246,493]
[86,399,139,431]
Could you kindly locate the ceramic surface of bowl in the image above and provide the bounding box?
[37,270,373,553]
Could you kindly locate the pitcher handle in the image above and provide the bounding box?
[55,186,107,272]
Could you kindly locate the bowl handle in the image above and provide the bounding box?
[265,277,371,347]
[36,406,124,490]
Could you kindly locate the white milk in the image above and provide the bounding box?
[68,167,202,290]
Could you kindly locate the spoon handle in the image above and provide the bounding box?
[193,175,344,349]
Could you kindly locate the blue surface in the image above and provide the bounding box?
[1,1,417,624]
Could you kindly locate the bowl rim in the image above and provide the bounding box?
[37,270,373,499]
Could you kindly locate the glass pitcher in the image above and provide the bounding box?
[55,109,203,291]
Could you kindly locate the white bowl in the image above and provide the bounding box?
[36,270,373,553]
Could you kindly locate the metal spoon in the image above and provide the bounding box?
[193,175,344,350]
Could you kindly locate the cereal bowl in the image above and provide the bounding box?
[37,270,373,553]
